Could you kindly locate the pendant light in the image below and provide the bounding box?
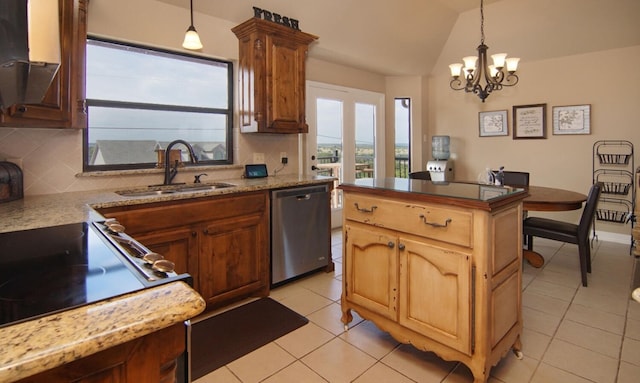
[182,0,203,50]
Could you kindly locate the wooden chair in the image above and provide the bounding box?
[409,171,431,180]
[523,183,602,287]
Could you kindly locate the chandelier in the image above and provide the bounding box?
[448,0,519,102]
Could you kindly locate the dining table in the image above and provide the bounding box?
[521,185,588,267]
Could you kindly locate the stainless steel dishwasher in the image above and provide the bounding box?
[271,184,330,285]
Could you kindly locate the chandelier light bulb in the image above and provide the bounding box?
[449,63,463,78]
[463,56,478,70]
[506,57,520,72]
[491,53,507,68]
[488,65,498,78]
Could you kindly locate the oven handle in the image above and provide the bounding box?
[109,234,149,257]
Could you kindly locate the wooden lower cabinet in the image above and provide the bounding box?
[341,192,523,383]
[99,191,269,310]
[15,323,185,383]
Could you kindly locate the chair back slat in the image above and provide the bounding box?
[578,182,603,240]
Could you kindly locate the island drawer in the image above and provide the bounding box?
[344,193,473,247]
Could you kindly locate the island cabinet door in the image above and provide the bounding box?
[344,224,398,320]
[398,237,472,355]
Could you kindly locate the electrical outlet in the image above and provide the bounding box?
[280,152,288,164]
[280,152,287,159]
[253,153,265,163]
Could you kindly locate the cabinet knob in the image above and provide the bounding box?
[398,243,405,251]
[191,231,197,237]
[387,241,395,248]
[203,228,209,235]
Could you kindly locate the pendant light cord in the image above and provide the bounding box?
[190,0,195,26]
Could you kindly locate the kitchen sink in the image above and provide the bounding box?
[115,182,236,197]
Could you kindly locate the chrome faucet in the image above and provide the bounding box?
[163,139,198,185]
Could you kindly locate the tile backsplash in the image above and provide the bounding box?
[0,127,300,196]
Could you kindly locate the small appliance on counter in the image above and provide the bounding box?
[427,160,454,181]
[427,135,454,182]
[0,161,23,203]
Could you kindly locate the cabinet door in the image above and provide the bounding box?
[1,0,87,129]
[134,227,199,286]
[198,214,269,307]
[265,34,308,133]
[344,224,398,320]
[399,237,472,354]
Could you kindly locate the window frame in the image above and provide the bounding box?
[83,35,234,172]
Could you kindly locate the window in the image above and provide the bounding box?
[83,37,233,171]
[394,98,410,177]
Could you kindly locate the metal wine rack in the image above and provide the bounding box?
[593,140,635,252]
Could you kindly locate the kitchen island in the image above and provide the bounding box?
[339,178,528,383]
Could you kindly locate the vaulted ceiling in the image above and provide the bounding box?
[158,0,640,77]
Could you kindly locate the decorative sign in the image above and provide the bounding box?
[253,6,300,30]
[553,104,591,135]
[479,110,508,137]
[513,103,547,139]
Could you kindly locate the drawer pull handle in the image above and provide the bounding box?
[419,214,452,228]
[354,203,377,213]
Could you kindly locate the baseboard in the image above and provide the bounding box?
[594,229,633,245]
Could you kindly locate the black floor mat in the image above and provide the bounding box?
[190,298,308,380]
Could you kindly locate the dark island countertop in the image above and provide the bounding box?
[339,178,529,211]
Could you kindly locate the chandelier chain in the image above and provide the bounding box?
[480,0,485,44]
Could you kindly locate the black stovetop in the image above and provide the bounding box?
[0,222,164,328]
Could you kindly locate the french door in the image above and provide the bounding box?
[303,81,385,228]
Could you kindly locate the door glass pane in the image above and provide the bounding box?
[355,103,375,178]
[395,98,411,177]
[316,98,343,208]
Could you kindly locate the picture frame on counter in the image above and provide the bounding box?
[513,103,547,139]
[552,104,591,135]
[479,110,508,137]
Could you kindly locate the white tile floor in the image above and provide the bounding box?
[195,229,640,383]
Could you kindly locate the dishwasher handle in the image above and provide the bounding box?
[271,185,328,199]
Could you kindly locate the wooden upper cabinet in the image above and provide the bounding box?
[0,0,87,129]
[232,18,317,134]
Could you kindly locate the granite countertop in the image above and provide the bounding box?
[0,281,206,382]
[0,174,334,233]
[0,173,332,381]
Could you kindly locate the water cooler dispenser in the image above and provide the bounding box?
[427,135,454,182]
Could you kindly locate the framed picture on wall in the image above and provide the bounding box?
[513,104,547,139]
[553,104,591,135]
[479,110,508,137]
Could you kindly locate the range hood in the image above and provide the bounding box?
[0,0,60,109]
